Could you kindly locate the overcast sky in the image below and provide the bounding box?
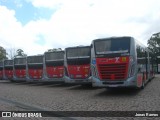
[0,0,160,56]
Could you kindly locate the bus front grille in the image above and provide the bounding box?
[98,63,128,80]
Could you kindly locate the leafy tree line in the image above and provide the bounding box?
[0,47,27,61]
[0,33,159,61]
[47,48,62,52]
[147,32,160,57]
[0,46,62,61]
[0,46,7,60]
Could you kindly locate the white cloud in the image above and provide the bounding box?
[37,0,160,45]
[0,6,48,56]
[1,0,160,57]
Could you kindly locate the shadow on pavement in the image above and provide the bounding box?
[41,83,78,88]
[94,87,141,97]
[68,84,102,90]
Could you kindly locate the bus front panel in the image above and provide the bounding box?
[14,65,26,79]
[0,67,3,79]
[65,47,91,84]
[45,52,64,80]
[28,65,43,79]
[5,67,13,79]
[91,37,138,87]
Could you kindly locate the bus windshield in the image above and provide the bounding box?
[67,47,90,59]
[4,60,13,66]
[27,56,43,64]
[14,58,26,65]
[95,38,130,54]
[45,52,64,61]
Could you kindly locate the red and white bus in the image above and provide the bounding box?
[0,60,4,80]
[13,57,26,81]
[91,36,155,88]
[64,46,91,84]
[26,55,43,82]
[43,51,64,82]
[4,59,13,80]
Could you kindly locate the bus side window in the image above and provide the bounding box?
[137,45,141,73]
[137,45,145,73]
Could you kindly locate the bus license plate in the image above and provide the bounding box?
[34,76,37,78]
[76,75,82,78]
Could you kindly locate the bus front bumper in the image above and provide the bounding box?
[92,76,137,88]
[13,76,26,82]
[64,76,92,84]
[42,76,64,82]
[26,76,43,82]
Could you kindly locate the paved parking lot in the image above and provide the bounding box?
[0,75,160,119]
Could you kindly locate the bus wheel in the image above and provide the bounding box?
[141,80,145,89]
[81,84,92,87]
[141,73,145,89]
[10,80,15,82]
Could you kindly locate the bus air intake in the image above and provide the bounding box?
[98,63,128,80]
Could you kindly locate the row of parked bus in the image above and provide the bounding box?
[0,36,155,89]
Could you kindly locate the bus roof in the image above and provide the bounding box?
[4,59,13,62]
[27,54,43,57]
[14,56,26,59]
[44,50,64,54]
[65,45,91,50]
[92,36,134,42]
[27,54,43,58]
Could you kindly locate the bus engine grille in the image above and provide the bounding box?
[98,63,128,80]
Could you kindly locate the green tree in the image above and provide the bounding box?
[0,46,7,60]
[14,49,27,58]
[148,32,160,57]
[8,47,16,59]
[47,48,62,52]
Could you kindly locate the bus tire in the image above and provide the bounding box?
[81,84,92,87]
[141,75,145,89]
[141,73,145,89]
[9,79,13,82]
[141,80,145,89]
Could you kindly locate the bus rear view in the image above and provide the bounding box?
[43,51,64,82]
[0,61,4,80]
[91,37,137,88]
[26,55,43,82]
[13,57,26,81]
[64,46,91,84]
[4,60,13,80]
